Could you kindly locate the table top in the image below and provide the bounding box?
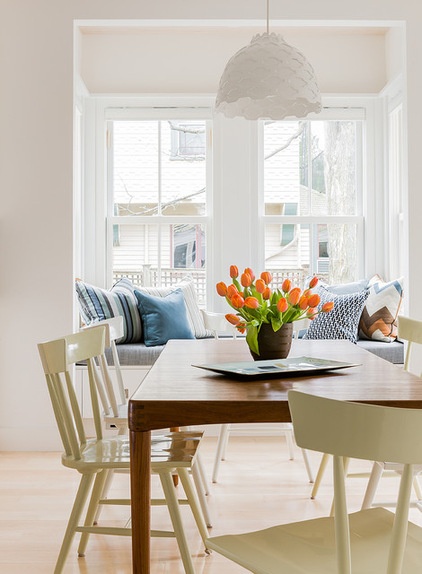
[128,338,422,432]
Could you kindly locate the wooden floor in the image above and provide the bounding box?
[1,434,422,573]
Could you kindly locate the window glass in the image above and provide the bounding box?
[109,117,208,304]
[263,118,362,284]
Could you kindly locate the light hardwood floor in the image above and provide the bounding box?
[1,434,422,573]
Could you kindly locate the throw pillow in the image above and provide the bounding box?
[304,287,369,343]
[75,278,142,344]
[306,276,369,295]
[135,288,195,346]
[358,277,404,342]
[135,276,212,339]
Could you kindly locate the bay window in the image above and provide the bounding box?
[83,98,380,312]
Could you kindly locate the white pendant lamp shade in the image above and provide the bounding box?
[215,32,322,121]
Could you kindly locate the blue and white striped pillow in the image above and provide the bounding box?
[75,278,142,344]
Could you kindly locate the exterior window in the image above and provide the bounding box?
[263,117,364,285]
[107,117,209,305]
[170,121,206,159]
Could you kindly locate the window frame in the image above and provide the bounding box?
[82,95,385,313]
[259,102,375,283]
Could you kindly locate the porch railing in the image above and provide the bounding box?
[113,266,324,308]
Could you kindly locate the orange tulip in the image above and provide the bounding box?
[237,326,246,334]
[225,313,241,325]
[309,276,319,289]
[227,284,239,299]
[308,293,321,308]
[298,295,309,310]
[231,294,245,308]
[307,307,318,319]
[322,301,334,313]
[240,272,252,288]
[255,278,266,293]
[230,265,239,278]
[277,297,288,313]
[244,267,255,281]
[216,281,228,297]
[282,278,291,293]
[263,287,271,300]
[260,271,272,285]
[244,296,259,309]
[287,287,301,306]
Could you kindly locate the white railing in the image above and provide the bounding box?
[113,266,327,308]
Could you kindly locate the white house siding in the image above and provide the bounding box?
[113,120,206,214]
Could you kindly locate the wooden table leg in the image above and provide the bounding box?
[130,429,151,574]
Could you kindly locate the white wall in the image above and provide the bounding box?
[80,26,388,94]
[1,0,421,451]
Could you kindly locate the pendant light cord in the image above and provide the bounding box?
[266,0,270,34]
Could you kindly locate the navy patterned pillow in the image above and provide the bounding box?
[304,287,369,343]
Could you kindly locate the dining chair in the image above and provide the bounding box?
[38,326,209,574]
[310,315,422,505]
[206,390,422,573]
[83,316,212,528]
[360,315,422,510]
[201,310,314,484]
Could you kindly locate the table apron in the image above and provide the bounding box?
[128,400,292,431]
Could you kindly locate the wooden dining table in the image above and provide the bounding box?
[128,337,422,574]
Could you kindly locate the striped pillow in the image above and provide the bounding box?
[75,278,142,344]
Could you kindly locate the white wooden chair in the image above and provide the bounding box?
[82,316,213,528]
[206,390,422,573]
[310,315,422,505]
[361,315,422,510]
[38,326,209,574]
[201,310,314,484]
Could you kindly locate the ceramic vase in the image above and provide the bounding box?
[249,322,293,361]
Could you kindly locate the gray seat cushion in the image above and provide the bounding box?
[106,343,165,367]
[357,339,404,364]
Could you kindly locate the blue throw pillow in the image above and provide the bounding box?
[135,288,195,346]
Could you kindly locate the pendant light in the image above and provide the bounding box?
[215,1,322,120]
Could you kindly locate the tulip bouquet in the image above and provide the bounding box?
[216,266,335,356]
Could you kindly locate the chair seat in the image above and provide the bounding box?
[61,431,203,471]
[207,507,422,574]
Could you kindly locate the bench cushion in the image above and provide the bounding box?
[357,339,404,364]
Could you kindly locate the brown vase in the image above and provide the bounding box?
[249,322,294,361]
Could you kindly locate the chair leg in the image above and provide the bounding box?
[78,470,110,556]
[191,462,212,528]
[212,424,230,483]
[92,468,115,525]
[412,474,422,500]
[195,453,210,496]
[159,470,196,574]
[54,473,95,574]
[301,449,314,483]
[178,467,210,546]
[361,461,384,509]
[285,427,295,460]
[311,453,330,499]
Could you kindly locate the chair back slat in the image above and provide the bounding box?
[398,315,422,374]
[38,327,106,460]
[288,390,422,573]
[82,317,126,416]
[86,357,104,440]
